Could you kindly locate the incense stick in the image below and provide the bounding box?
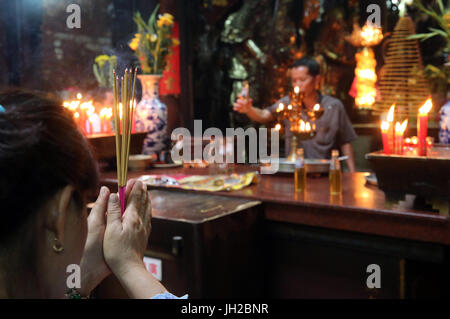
[113,68,137,214]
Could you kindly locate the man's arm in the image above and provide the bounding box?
[341,142,356,172]
[246,106,275,124]
[233,97,275,124]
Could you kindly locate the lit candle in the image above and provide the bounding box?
[89,112,101,134]
[305,122,311,133]
[274,123,281,131]
[417,98,432,156]
[300,120,305,132]
[277,103,284,113]
[106,107,113,133]
[380,121,390,154]
[294,86,300,95]
[99,107,110,133]
[73,111,80,129]
[386,104,395,153]
[394,119,408,155]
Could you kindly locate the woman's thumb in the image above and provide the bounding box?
[106,193,122,225]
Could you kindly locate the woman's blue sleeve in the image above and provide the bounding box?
[151,291,188,299]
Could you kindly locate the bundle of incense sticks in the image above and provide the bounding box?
[113,68,137,214]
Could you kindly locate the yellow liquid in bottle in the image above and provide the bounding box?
[295,167,306,192]
[329,169,342,195]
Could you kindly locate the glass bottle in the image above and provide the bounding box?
[294,148,306,192]
[329,149,342,195]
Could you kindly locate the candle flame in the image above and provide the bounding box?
[381,121,390,132]
[387,104,395,122]
[274,123,281,131]
[400,119,408,133]
[74,112,80,119]
[411,136,418,145]
[418,98,432,115]
[313,104,320,111]
[300,120,305,131]
[360,23,383,46]
[100,107,113,119]
[305,122,311,132]
[287,104,292,110]
[294,86,300,94]
[77,93,82,100]
[277,103,284,112]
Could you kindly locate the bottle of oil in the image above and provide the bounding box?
[329,149,342,195]
[294,148,306,192]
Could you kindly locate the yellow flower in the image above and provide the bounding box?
[146,33,158,42]
[444,12,450,28]
[95,55,110,68]
[129,34,141,51]
[157,13,174,27]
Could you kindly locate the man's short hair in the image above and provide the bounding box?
[291,57,321,77]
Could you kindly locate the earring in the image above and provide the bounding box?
[53,238,64,253]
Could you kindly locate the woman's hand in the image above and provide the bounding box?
[79,186,112,296]
[103,180,167,298]
[103,179,152,279]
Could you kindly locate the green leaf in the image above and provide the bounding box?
[148,4,160,35]
[428,27,449,39]
[133,12,149,33]
[437,0,444,14]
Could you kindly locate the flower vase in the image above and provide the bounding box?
[135,74,168,155]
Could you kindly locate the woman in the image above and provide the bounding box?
[0,89,183,299]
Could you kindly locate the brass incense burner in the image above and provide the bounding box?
[274,87,324,161]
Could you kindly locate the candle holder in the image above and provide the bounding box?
[274,89,324,161]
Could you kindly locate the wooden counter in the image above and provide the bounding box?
[102,167,450,246]
[100,166,450,298]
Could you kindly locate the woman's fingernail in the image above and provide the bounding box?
[109,193,119,203]
[100,186,108,196]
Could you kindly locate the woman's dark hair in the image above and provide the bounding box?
[0,89,99,241]
[291,57,321,77]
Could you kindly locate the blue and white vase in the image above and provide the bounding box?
[439,98,450,144]
[135,74,167,155]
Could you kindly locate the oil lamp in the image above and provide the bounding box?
[275,87,324,161]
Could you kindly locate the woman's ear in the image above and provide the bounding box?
[45,185,75,245]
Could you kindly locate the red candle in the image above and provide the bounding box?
[386,104,395,153]
[381,121,391,154]
[394,119,408,155]
[417,98,432,156]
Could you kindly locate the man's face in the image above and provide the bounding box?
[290,66,320,96]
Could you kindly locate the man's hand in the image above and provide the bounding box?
[233,96,253,114]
